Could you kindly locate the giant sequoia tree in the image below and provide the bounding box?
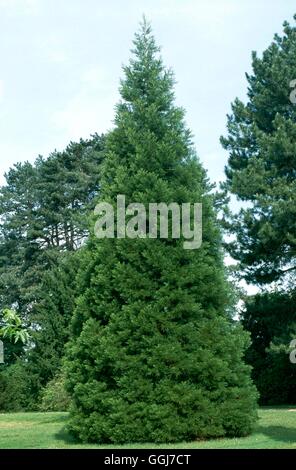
[65,20,257,444]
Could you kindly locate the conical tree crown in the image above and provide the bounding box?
[65,20,257,444]
[102,18,205,203]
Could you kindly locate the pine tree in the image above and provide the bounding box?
[221,17,296,285]
[65,19,257,444]
[221,17,296,405]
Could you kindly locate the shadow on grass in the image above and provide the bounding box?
[54,426,79,445]
[53,414,296,448]
[260,425,296,444]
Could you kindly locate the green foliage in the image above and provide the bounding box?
[24,250,83,405]
[0,309,29,367]
[39,373,71,412]
[0,361,31,411]
[0,309,30,344]
[0,250,84,411]
[0,310,32,411]
[242,291,296,405]
[221,17,296,285]
[221,16,296,405]
[65,19,258,444]
[0,134,105,409]
[0,134,105,319]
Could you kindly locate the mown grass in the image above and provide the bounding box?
[0,407,296,449]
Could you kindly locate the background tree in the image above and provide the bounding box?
[241,290,296,404]
[65,20,257,444]
[0,134,105,410]
[221,18,296,285]
[0,309,30,365]
[0,133,105,320]
[24,250,83,407]
[221,17,296,404]
[0,309,30,411]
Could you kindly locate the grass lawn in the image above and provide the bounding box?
[0,407,296,449]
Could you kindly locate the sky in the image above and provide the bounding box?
[0,0,296,187]
[1,0,296,299]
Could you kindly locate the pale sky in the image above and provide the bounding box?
[0,0,296,186]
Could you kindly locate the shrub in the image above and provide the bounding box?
[40,373,70,412]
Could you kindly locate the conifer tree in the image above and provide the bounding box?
[65,20,257,444]
[241,289,296,405]
[221,17,296,404]
[221,18,296,285]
